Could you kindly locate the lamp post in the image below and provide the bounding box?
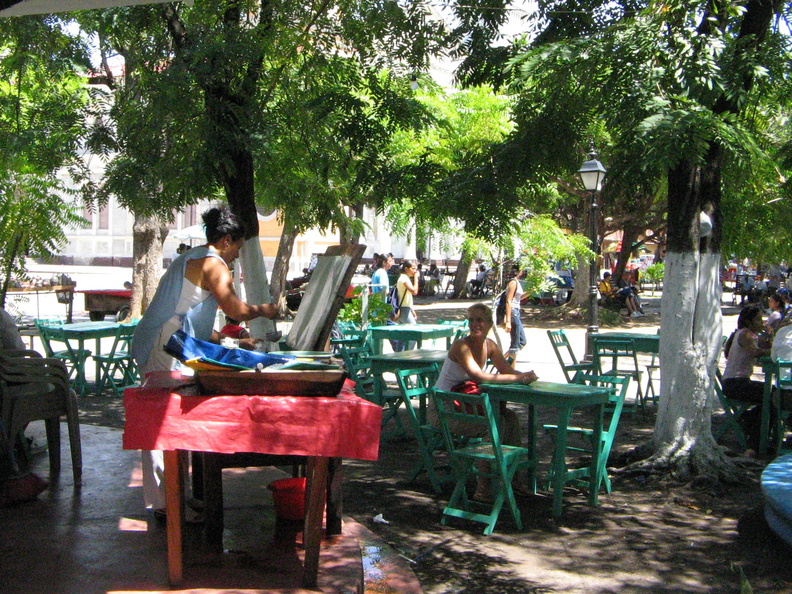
[578,150,607,357]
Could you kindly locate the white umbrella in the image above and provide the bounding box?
[169,224,206,242]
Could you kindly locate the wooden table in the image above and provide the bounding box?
[367,324,457,354]
[123,372,382,588]
[480,380,612,517]
[369,349,447,420]
[7,284,74,323]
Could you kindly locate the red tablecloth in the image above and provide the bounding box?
[123,371,381,460]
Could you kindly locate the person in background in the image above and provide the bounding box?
[502,266,527,358]
[616,273,644,318]
[432,302,537,502]
[467,264,488,296]
[392,259,420,351]
[766,292,786,333]
[131,206,281,517]
[722,305,771,451]
[0,308,48,506]
[0,307,25,351]
[370,253,393,295]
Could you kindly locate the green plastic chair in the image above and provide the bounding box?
[543,372,630,494]
[432,388,533,535]
[395,365,453,494]
[94,323,139,396]
[547,329,597,383]
[34,320,92,397]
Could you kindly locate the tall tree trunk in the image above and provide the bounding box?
[633,154,738,481]
[452,248,473,298]
[271,217,298,299]
[239,237,275,345]
[130,214,168,318]
[612,222,639,283]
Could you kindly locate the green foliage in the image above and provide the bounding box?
[643,262,665,284]
[337,287,391,327]
[516,215,593,298]
[0,17,92,305]
[0,175,87,307]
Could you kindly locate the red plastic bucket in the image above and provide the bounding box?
[268,477,306,521]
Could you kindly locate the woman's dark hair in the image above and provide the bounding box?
[374,254,386,270]
[401,259,417,272]
[737,304,762,329]
[770,292,785,310]
[203,207,245,244]
[725,304,762,358]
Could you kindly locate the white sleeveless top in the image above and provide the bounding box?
[175,279,211,315]
[435,356,471,391]
[723,328,758,380]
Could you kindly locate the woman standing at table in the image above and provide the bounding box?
[131,206,280,514]
[432,302,537,501]
[392,259,420,351]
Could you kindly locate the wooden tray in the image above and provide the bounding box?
[195,368,347,397]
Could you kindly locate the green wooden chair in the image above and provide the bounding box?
[543,372,630,494]
[94,323,139,396]
[432,388,533,535]
[772,360,792,455]
[712,367,749,450]
[34,319,92,397]
[547,329,597,383]
[339,343,403,433]
[395,365,453,494]
[593,337,644,411]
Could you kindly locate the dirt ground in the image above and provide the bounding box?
[76,295,792,593]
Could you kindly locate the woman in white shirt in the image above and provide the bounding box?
[433,302,537,501]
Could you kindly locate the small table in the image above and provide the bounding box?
[123,372,382,588]
[369,350,447,420]
[480,380,612,518]
[594,332,660,354]
[39,320,124,395]
[367,324,457,354]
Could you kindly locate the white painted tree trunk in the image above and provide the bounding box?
[238,237,275,345]
[651,250,735,479]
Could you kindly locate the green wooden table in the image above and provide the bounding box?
[369,350,447,420]
[480,380,612,518]
[41,321,127,395]
[367,324,457,355]
[594,332,660,354]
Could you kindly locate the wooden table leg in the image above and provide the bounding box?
[203,452,224,554]
[326,458,342,536]
[302,456,329,589]
[164,449,184,586]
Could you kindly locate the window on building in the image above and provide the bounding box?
[98,204,109,230]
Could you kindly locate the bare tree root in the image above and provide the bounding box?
[612,440,745,485]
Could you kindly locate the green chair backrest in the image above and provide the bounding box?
[572,372,630,433]
[547,329,583,382]
[431,389,506,467]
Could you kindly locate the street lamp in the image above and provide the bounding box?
[578,149,607,357]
